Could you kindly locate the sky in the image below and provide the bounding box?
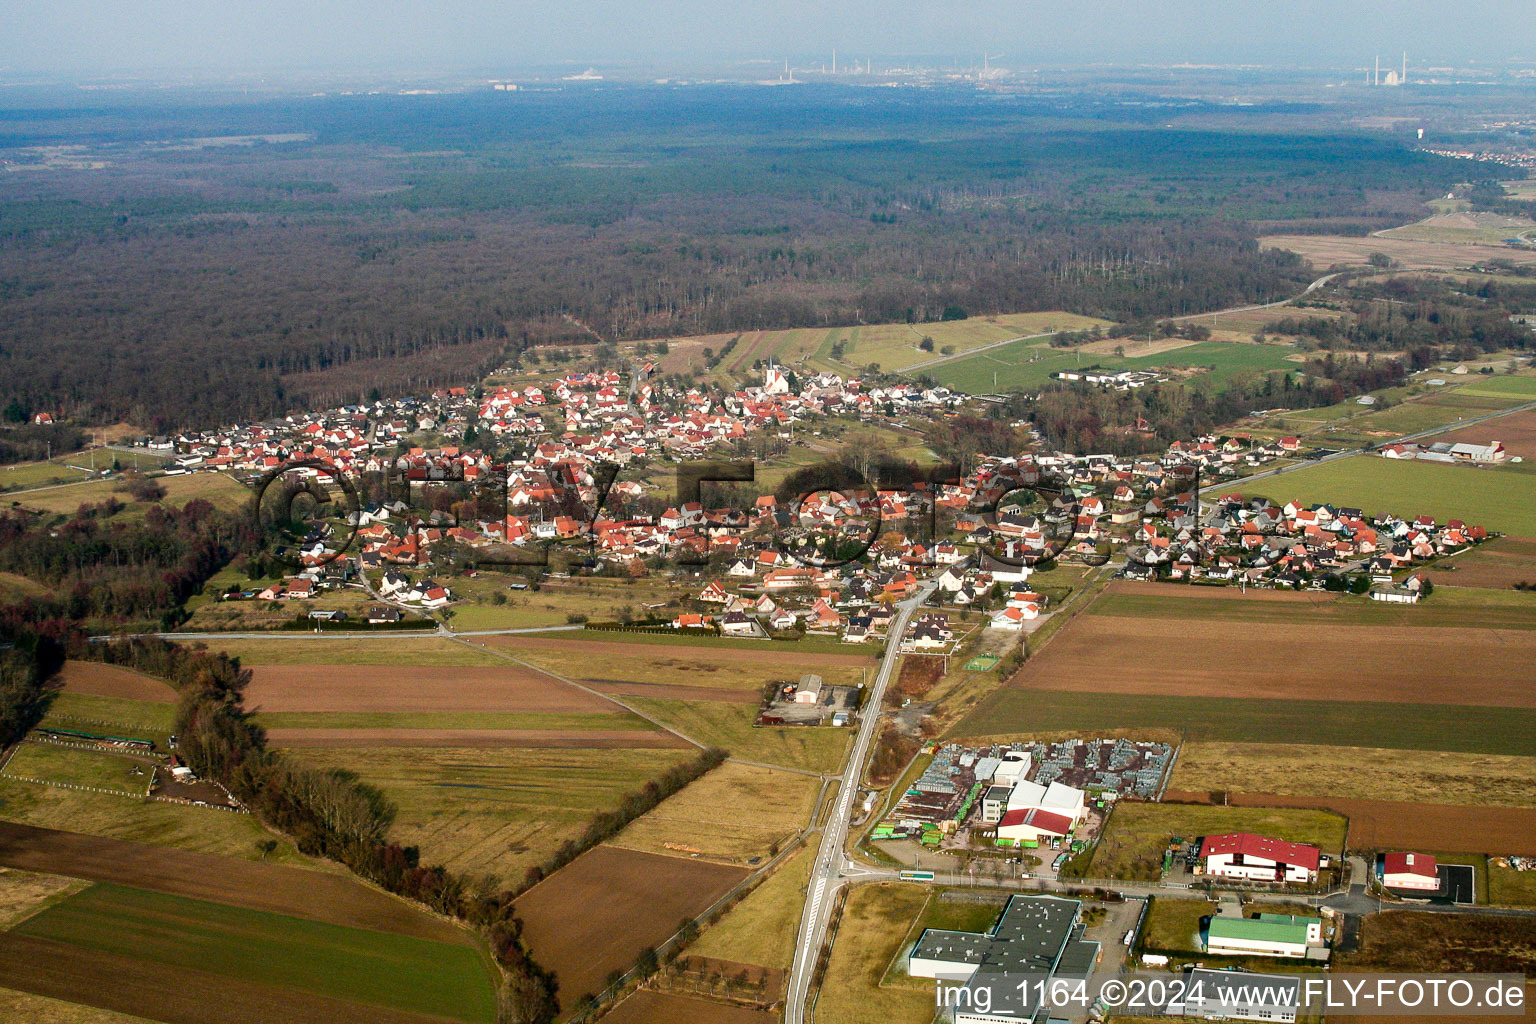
[4,1,1534,76]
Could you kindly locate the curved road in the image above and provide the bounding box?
[783,582,934,1024]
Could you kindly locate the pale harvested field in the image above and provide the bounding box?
[1007,613,1536,708]
[1163,791,1536,856]
[0,986,156,1024]
[608,762,820,864]
[514,845,748,1012]
[244,664,608,714]
[1434,407,1536,461]
[0,866,88,929]
[489,633,874,666]
[586,680,760,703]
[267,727,686,749]
[55,662,175,702]
[1077,337,1197,357]
[1172,742,1536,808]
[1261,233,1536,270]
[194,637,506,666]
[692,845,813,969]
[487,636,871,692]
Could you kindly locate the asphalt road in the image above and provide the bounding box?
[783,582,934,1024]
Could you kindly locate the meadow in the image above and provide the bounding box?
[690,846,814,969]
[929,338,1298,394]
[1087,803,1346,880]
[813,883,937,1024]
[623,698,851,774]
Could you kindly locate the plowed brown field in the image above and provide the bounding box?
[1163,792,1536,856]
[1429,536,1536,590]
[600,991,777,1024]
[1434,407,1536,460]
[514,845,748,1014]
[56,662,175,702]
[1007,614,1536,708]
[487,634,874,666]
[245,664,607,714]
[0,822,468,943]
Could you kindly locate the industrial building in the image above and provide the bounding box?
[1383,851,1439,892]
[909,894,1100,1024]
[1199,833,1321,884]
[1205,913,1323,959]
[1166,967,1302,1022]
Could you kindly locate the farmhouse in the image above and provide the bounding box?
[1205,913,1322,959]
[1199,833,1320,884]
[908,895,1100,1024]
[1383,851,1439,892]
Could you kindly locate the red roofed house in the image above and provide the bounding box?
[1382,852,1438,892]
[1199,833,1320,884]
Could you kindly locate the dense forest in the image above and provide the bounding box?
[0,86,1478,429]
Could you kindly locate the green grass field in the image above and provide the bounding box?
[15,884,497,1022]
[1490,863,1536,908]
[42,693,177,736]
[1451,374,1536,400]
[930,339,1297,394]
[1,744,150,795]
[624,698,851,774]
[1089,804,1346,880]
[950,689,1536,757]
[1142,896,1216,952]
[1239,455,1536,536]
[19,472,249,517]
[0,461,91,493]
[279,746,693,884]
[191,637,509,666]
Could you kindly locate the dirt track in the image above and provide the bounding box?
[245,663,608,714]
[0,932,466,1024]
[267,727,689,749]
[515,845,748,1013]
[1009,614,1536,708]
[57,661,176,702]
[0,821,468,943]
[1164,791,1536,856]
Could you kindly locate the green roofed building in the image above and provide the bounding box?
[1205,913,1322,958]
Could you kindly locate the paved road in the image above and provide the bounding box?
[783,582,934,1024]
[901,271,1343,375]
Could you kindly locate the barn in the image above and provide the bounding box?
[1199,833,1320,884]
[1382,851,1439,892]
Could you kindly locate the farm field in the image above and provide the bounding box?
[1240,453,1536,536]
[1261,233,1536,270]
[1454,374,1536,400]
[41,692,176,740]
[813,882,937,1024]
[951,687,1536,756]
[55,662,175,703]
[488,636,870,693]
[0,986,156,1024]
[266,727,688,749]
[691,845,813,968]
[1086,803,1346,880]
[11,884,496,1023]
[244,663,611,714]
[1376,211,1536,245]
[1339,910,1536,975]
[0,822,465,941]
[928,337,1298,395]
[1434,406,1536,461]
[190,636,509,666]
[598,991,776,1024]
[607,762,820,864]
[968,605,1536,709]
[485,629,874,661]
[624,697,851,774]
[1170,742,1536,808]
[1159,792,1536,857]
[513,844,748,1013]
[280,746,693,882]
[0,776,314,865]
[1428,535,1536,589]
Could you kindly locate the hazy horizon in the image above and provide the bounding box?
[5,1,1535,77]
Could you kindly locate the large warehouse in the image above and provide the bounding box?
[909,894,1100,1024]
[1199,833,1321,884]
[1205,913,1322,958]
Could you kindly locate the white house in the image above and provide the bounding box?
[1199,833,1320,884]
[1382,851,1439,892]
